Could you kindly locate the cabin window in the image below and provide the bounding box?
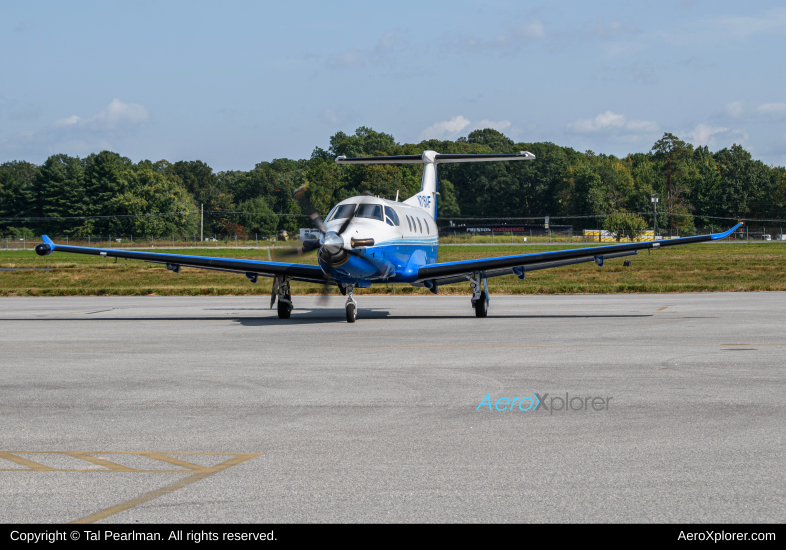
[424,218,430,234]
[384,206,400,226]
[328,204,356,221]
[416,217,423,233]
[355,203,384,222]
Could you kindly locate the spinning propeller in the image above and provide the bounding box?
[270,186,358,303]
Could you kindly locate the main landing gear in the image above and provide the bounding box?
[273,276,293,319]
[469,272,488,318]
[345,284,357,323]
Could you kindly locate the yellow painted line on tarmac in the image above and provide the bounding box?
[0,452,55,471]
[0,451,260,474]
[656,307,668,311]
[63,452,135,472]
[136,452,210,471]
[69,453,262,524]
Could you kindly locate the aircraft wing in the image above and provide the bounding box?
[34,236,328,284]
[415,224,742,286]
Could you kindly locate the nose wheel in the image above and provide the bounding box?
[345,284,357,323]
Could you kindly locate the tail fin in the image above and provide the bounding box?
[335,150,535,221]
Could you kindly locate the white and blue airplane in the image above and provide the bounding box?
[35,150,742,322]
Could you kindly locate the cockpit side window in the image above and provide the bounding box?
[327,204,356,222]
[355,203,384,221]
[384,206,400,227]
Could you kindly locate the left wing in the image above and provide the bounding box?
[415,224,742,286]
[34,235,327,284]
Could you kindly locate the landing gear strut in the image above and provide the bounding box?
[276,276,292,319]
[469,272,488,318]
[345,284,357,323]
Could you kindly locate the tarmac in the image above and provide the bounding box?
[0,293,783,523]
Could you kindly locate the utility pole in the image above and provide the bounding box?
[651,194,659,238]
[200,204,204,242]
[666,158,671,237]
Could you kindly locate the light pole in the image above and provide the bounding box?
[651,194,659,239]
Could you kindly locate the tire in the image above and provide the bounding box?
[474,292,488,318]
[346,303,356,323]
[277,298,291,319]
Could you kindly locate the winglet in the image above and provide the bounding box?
[42,235,55,246]
[710,223,743,240]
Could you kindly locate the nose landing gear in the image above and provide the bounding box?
[345,284,357,323]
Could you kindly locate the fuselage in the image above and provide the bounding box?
[317,197,439,285]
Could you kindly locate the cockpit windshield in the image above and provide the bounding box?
[355,204,384,222]
[327,204,356,222]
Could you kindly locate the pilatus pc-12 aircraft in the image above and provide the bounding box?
[35,150,741,322]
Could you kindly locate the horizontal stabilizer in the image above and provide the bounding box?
[335,151,535,165]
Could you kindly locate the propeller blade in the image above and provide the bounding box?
[318,250,333,305]
[335,205,356,237]
[293,184,326,236]
[270,242,318,259]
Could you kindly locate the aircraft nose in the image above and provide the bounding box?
[322,232,345,255]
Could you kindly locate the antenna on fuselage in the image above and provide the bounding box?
[395,190,399,202]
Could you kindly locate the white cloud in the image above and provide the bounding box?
[419,116,471,140]
[0,99,150,157]
[568,111,626,132]
[755,103,786,118]
[567,111,659,134]
[328,29,410,70]
[581,20,640,41]
[723,101,786,121]
[327,48,368,69]
[51,99,149,132]
[686,124,729,146]
[90,98,149,129]
[706,8,786,39]
[512,20,546,40]
[566,111,659,143]
[447,19,546,54]
[418,117,520,141]
[475,119,512,132]
[53,115,81,127]
[320,106,354,126]
[724,101,745,118]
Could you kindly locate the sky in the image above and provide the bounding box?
[1,0,785,171]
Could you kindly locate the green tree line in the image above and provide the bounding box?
[2,127,785,237]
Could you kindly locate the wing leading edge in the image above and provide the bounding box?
[35,236,327,284]
[415,224,743,284]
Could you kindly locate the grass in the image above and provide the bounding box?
[1,242,785,297]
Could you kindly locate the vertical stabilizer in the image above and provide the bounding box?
[403,150,438,220]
